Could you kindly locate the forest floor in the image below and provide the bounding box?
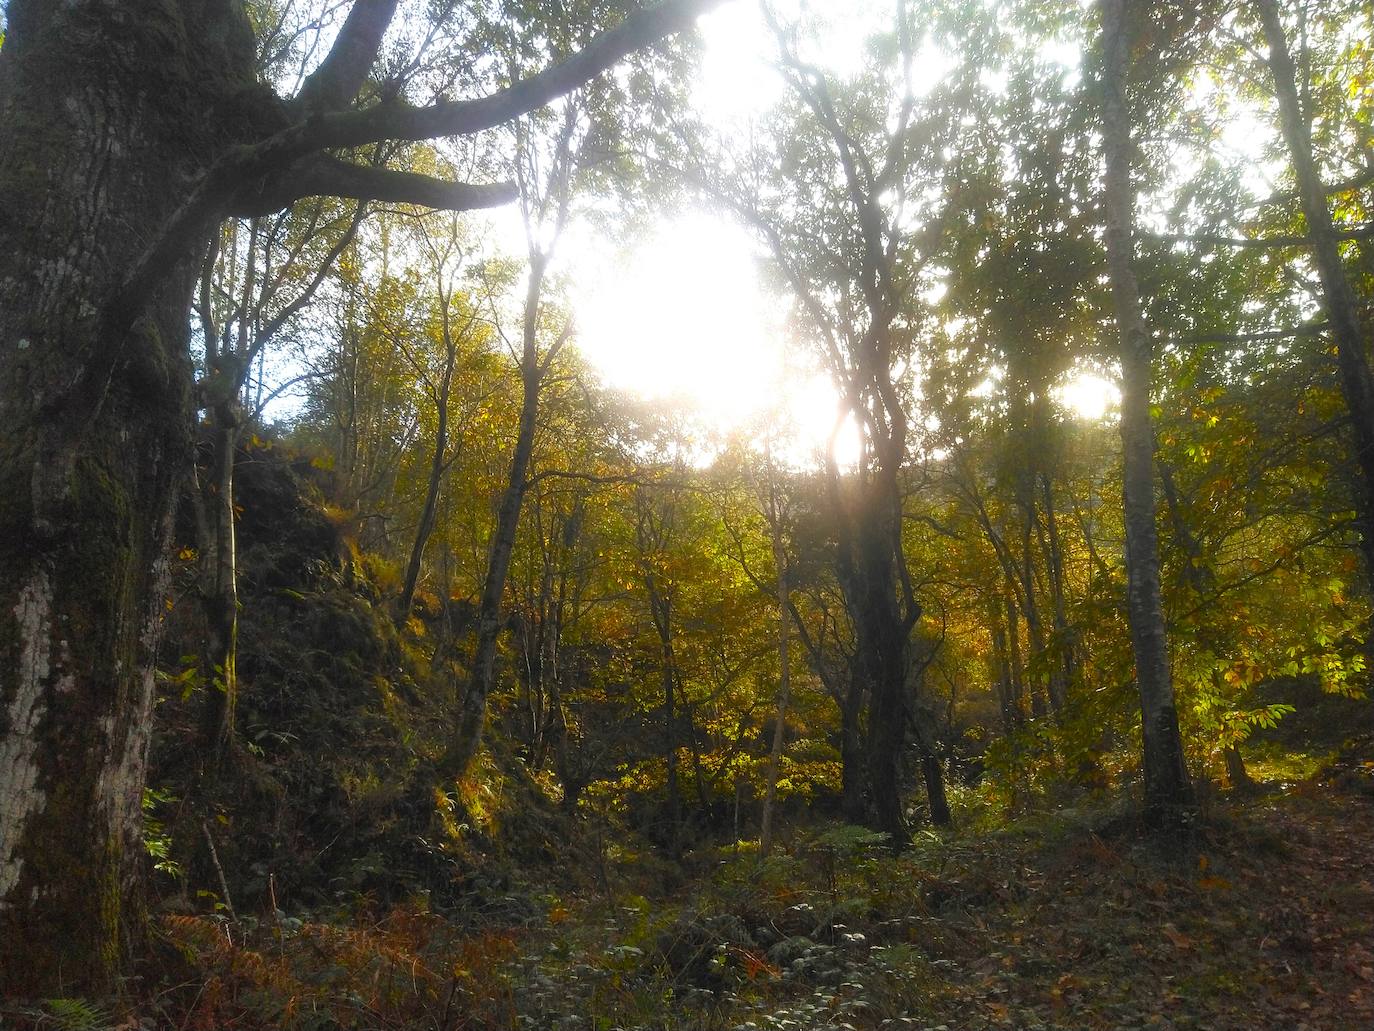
[11,749,1374,1030]
[899,775,1374,1031]
[135,750,1374,1031]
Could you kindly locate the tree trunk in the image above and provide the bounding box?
[1099,0,1195,828]
[849,493,912,846]
[438,256,548,781]
[1004,590,1027,723]
[839,667,868,823]
[397,286,459,622]
[1255,0,1374,625]
[199,410,240,761]
[0,0,260,995]
[649,584,682,855]
[1038,471,1074,711]
[759,532,793,857]
[907,690,952,827]
[1223,744,1256,792]
[990,600,1017,734]
[1018,523,1051,717]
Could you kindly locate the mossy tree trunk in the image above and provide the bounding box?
[0,0,260,995]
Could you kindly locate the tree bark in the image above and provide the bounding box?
[1099,0,1195,828]
[0,0,261,995]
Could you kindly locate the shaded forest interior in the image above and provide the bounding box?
[2,0,1374,1028]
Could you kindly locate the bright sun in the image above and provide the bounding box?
[570,212,783,427]
[566,209,1119,464]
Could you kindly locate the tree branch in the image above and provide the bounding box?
[1147,225,1374,249]
[114,0,718,332]
[1166,322,1329,348]
[304,0,723,151]
[293,0,400,113]
[1250,167,1374,210]
[244,154,517,213]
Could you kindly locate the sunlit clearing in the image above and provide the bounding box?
[570,211,785,429]
[1057,373,1119,422]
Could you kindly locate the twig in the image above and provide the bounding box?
[200,818,238,929]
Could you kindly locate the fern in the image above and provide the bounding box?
[42,997,109,1031]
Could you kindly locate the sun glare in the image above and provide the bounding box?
[1057,372,1119,422]
[569,211,785,425]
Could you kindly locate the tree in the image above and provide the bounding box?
[437,95,580,782]
[702,2,972,839]
[756,443,795,858]
[0,0,718,996]
[1253,0,1374,637]
[395,214,488,622]
[1097,0,1195,827]
[192,197,366,762]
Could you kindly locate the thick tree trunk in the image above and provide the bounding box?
[1255,0,1374,632]
[1099,0,1195,828]
[0,0,258,995]
[849,495,911,845]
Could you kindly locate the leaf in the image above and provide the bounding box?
[1162,923,1192,950]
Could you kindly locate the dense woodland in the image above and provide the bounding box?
[2,0,1374,1027]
